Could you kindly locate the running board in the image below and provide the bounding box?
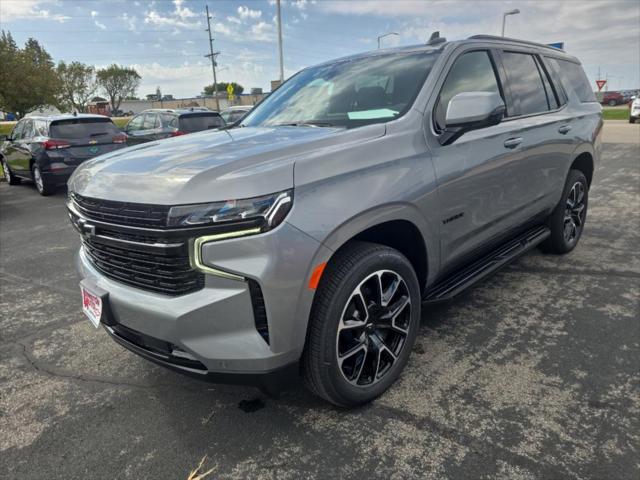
[423,225,550,303]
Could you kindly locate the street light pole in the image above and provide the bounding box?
[276,0,284,83]
[501,9,520,37]
[377,32,399,49]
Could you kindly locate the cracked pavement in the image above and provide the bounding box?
[1,142,639,479]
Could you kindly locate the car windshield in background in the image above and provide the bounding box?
[241,50,440,129]
[50,119,120,139]
[179,113,225,132]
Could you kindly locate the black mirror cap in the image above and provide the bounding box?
[439,104,505,146]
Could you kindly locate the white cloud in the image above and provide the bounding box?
[121,13,138,33]
[0,1,70,22]
[91,10,98,18]
[227,16,242,24]
[238,5,262,20]
[144,0,201,29]
[251,21,275,42]
[94,20,107,30]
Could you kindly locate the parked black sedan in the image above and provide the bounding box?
[123,109,225,145]
[0,114,127,195]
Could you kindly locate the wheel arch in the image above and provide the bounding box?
[570,151,594,188]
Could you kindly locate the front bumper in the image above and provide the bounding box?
[76,221,331,384]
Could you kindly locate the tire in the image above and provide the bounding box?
[302,241,421,407]
[608,99,617,106]
[629,117,636,124]
[2,157,21,185]
[32,163,54,196]
[542,169,588,254]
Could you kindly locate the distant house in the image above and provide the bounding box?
[87,97,111,116]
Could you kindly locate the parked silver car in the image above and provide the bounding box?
[67,35,601,406]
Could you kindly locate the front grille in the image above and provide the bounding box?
[83,235,204,296]
[72,193,170,228]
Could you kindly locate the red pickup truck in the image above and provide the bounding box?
[601,91,624,106]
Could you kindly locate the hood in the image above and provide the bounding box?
[69,125,383,205]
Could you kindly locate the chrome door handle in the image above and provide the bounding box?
[558,125,572,134]
[504,137,523,149]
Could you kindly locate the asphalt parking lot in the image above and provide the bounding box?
[1,136,639,479]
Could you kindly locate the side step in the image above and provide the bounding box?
[423,225,550,303]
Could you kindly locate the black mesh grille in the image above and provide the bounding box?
[83,236,204,296]
[248,279,269,344]
[72,193,170,228]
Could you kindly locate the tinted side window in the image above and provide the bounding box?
[22,120,35,139]
[547,58,597,103]
[127,115,144,132]
[143,113,159,129]
[502,52,550,116]
[11,121,25,140]
[434,51,502,132]
[161,114,178,128]
[536,58,560,109]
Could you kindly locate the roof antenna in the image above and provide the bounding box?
[427,31,446,45]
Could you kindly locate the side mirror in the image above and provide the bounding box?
[439,91,505,146]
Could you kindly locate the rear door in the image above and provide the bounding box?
[496,49,574,214]
[124,114,146,145]
[49,118,125,166]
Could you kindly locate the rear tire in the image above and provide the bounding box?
[542,169,588,254]
[32,163,54,196]
[630,117,636,124]
[2,158,21,185]
[302,241,421,407]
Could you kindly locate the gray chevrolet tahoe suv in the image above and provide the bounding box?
[67,35,602,407]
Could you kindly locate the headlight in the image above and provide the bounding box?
[167,190,293,231]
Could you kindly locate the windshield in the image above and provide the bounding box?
[241,50,440,129]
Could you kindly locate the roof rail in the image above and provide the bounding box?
[468,35,565,52]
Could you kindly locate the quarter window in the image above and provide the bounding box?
[546,58,597,103]
[501,52,551,116]
[434,51,502,132]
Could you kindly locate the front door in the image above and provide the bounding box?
[427,49,526,270]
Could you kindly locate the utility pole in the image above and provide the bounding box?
[205,4,220,111]
[276,0,284,83]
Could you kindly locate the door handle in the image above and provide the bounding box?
[504,137,523,149]
[558,125,572,134]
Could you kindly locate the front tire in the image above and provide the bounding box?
[32,163,54,196]
[302,242,421,407]
[630,117,636,124]
[2,158,21,185]
[542,169,588,254]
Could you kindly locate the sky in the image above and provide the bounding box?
[1,0,639,98]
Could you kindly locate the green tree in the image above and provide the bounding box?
[0,31,59,117]
[96,64,141,112]
[57,61,96,112]
[203,82,244,96]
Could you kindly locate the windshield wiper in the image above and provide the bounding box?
[272,120,335,127]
